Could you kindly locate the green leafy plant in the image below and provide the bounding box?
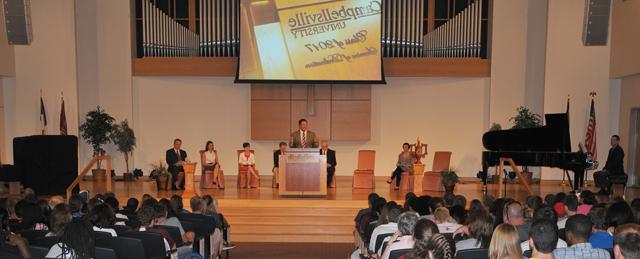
[441,169,459,186]
[79,106,115,169]
[509,106,542,129]
[149,161,171,180]
[111,119,136,174]
[489,123,502,131]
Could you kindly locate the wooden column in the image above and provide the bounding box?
[427,0,435,32]
[188,0,196,32]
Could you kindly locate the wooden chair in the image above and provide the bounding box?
[199,150,225,189]
[237,150,260,188]
[422,151,452,191]
[353,150,376,189]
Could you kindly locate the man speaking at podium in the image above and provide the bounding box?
[290,118,319,148]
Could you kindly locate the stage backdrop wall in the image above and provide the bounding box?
[132,76,490,178]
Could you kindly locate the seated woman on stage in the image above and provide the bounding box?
[238,142,259,188]
[201,141,224,189]
[386,143,416,190]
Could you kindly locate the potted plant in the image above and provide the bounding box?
[79,106,115,181]
[489,123,502,131]
[441,169,459,193]
[150,161,171,190]
[111,119,136,179]
[509,106,542,129]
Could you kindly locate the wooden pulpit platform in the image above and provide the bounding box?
[278,148,327,197]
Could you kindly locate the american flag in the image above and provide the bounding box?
[40,96,47,135]
[60,98,67,135]
[584,99,597,160]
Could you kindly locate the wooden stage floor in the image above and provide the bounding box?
[79,176,638,243]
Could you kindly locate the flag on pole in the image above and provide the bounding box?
[585,98,597,160]
[40,95,47,135]
[60,97,67,135]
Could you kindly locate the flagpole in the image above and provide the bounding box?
[584,92,597,187]
[561,95,570,186]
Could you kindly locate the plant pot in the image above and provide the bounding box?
[443,183,456,193]
[92,169,106,182]
[123,172,134,181]
[157,176,169,190]
[519,171,533,185]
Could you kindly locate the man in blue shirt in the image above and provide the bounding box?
[589,204,613,249]
[554,215,610,259]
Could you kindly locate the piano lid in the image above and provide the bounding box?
[482,113,572,152]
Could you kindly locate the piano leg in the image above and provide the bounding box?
[481,164,488,195]
[572,169,585,191]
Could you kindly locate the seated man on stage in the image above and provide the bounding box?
[166,138,187,190]
[320,140,337,188]
[593,135,625,195]
[238,142,259,188]
[272,142,287,188]
[290,118,319,148]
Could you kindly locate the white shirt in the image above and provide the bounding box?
[557,217,568,229]
[46,243,88,259]
[368,223,398,252]
[437,222,462,233]
[204,150,217,164]
[238,152,255,165]
[520,238,568,252]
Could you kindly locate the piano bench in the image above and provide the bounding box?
[607,174,628,197]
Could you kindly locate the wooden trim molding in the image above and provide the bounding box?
[133,57,490,77]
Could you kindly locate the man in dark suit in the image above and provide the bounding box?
[594,135,625,195]
[166,138,188,190]
[272,142,287,188]
[320,140,337,187]
[290,118,319,148]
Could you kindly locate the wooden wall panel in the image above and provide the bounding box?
[332,85,372,100]
[251,100,291,140]
[291,85,331,100]
[290,100,331,141]
[331,101,371,141]
[251,84,291,100]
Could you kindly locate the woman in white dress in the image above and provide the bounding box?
[238,142,258,188]
[201,141,224,189]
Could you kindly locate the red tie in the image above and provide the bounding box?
[176,150,181,161]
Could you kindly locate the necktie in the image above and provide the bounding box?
[176,150,181,161]
[302,131,306,148]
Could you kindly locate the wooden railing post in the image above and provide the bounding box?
[105,156,112,192]
[66,155,113,202]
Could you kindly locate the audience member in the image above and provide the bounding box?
[433,207,461,233]
[47,204,72,237]
[520,204,567,251]
[606,201,635,232]
[355,193,380,229]
[171,194,189,214]
[613,224,640,259]
[135,205,175,253]
[412,233,454,259]
[88,204,117,237]
[558,194,578,229]
[368,204,401,253]
[630,199,640,224]
[381,211,419,259]
[589,204,613,249]
[524,195,543,220]
[48,195,65,210]
[46,219,95,259]
[502,200,530,242]
[527,219,558,259]
[455,211,492,252]
[553,214,609,259]
[0,209,31,259]
[578,190,597,215]
[489,223,523,259]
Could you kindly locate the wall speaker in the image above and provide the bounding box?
[3,0,32,45]
[582,0,611,46]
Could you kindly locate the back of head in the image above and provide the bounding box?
[104,197,119,212]
[449,205,466,225]
[190,196,204,213]
[425,234,454,259]
[533,204,558,223]
[588,204,608,230]
[529,219,558,254]
[88,204,115,229]
[564,195,579,213]
[580,190,597,205]
[453,195,467,208]
[614,224,640,259]
[413,218,439,241]
[372,197,387,215]
[468,212,494,248]
[434,207,450,223]
[429,197,444,214]
[489,224,522,259]
[566,214,592,243]
[469,199,484,212]
[412,196,431,216]
[444,193,455,207]
[504,201,524,223]
[69,194,85,213]
[125,198,139,212]
[544,194,556,206]
[48,195,65,209]
[607,201,634,228]
[631,199,640,224]
[387,205,402,223]
[49,204,72,237]
[136,205,157,227]
[367,193,380,207]
[171,195,184,210]
[525,196,543,211]
[60,219,95,259]
[398,211,419,236]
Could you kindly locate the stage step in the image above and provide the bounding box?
[219,199,364,243]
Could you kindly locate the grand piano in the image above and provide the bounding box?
[481,113,589,191]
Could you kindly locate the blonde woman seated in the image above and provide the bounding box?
[238,142,259,188]
[489,223,523,259]
[201,141,224,189]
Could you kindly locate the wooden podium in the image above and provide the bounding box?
[182,162,197,197]
[278,149,327,196]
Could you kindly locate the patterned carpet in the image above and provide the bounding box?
[227,242,354,259]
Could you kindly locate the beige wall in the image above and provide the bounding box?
[3,0,79,163]
[619,75,640,185]
[132,76,489,177]
[0,3,15,77]
[610,0,640,78]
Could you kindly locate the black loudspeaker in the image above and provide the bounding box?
[13,135,78,195]
[3,0,32,45]
[582,0,611,46]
